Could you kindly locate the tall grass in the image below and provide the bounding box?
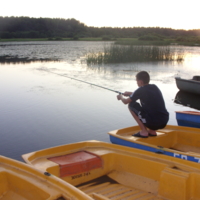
[86,45,184,65]
[115,38,172,46]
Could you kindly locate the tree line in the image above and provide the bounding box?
[0,16,200,39]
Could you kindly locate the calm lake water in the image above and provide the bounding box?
[0,41,200,161]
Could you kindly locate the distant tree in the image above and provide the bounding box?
[0,16,200,39]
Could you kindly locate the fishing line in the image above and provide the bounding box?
[41,69,123,95]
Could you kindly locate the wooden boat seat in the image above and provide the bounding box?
[116,130,166,140]
[136,132,174,148]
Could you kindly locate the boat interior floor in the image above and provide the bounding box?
[77,175,163,200]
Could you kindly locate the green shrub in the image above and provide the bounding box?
[55,37,63,40]
[139,34,164,41]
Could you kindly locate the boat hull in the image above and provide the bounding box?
[176,111,200,128]
[175,77,200,95]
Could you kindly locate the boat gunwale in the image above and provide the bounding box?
[0,155,92,200]
[176,111,200,116]
[175,77,200,84]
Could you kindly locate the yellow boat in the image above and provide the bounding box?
[0,155,92,200]
[108,125,200,163]
[22,140,200,200]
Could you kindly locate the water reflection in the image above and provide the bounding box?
[85,62,181,85]
[174,91,200,110]
[1,41,200,161]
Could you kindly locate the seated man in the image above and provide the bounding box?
[117,71,169,138]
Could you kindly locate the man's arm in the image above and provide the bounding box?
[123,91,133,96]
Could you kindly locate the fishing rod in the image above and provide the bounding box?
[42,69,123,95]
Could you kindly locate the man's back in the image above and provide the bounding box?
[130,84,169,122]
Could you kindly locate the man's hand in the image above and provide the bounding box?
[117,93,132,104]
[117,94,122,100]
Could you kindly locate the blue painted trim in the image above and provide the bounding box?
[176,113,200,128]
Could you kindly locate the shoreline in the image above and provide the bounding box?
[0,38,199,46]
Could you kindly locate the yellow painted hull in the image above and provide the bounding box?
[22,140,200,200]
[0,156,92,200]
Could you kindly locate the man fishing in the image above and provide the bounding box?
[117,71,169,138]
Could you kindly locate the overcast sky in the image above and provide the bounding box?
[1,0,199,30]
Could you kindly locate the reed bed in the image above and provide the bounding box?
[86,45,184,65]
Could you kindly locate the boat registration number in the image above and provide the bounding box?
[173,153,200,163]
[71,172,91,180]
